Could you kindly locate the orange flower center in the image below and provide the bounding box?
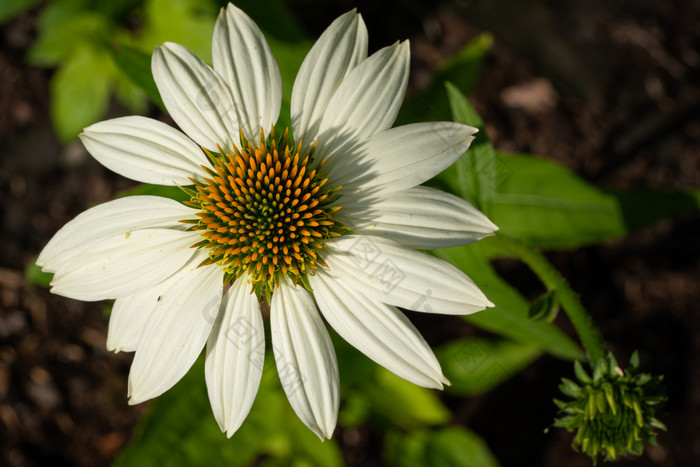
[183,127,344,298]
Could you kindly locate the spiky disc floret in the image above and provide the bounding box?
[182,126,345,299]
[554,352,667,464]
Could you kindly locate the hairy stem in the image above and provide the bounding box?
[492,235,607,364]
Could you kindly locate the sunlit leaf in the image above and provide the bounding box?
[116,184,189,202]
[50,46,113,141]
[266,36,313,132]
[386,427,499,467]
[436,338,541,395]
[446,82,497,214]
[491,153,700,248]
[109,39,165,110]
[425,426,500,467]
[434,241,584,361]
[29,8,148,140]
[29,11,110,66]
[362,368,451,430]
[25,259,52,290]
[338,393,371,427]
[332,331,450,430]
[138,0,217,63]
[0,0,40,24]
[385,429,430,467]
[113,357,342,467]
[233,0,308,42]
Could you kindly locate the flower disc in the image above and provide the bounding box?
[184,127,344,298]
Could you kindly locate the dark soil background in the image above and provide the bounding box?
[1,0,698,466]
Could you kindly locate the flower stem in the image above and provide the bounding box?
[491,235,607,365]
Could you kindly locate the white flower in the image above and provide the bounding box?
[37,4,498,440]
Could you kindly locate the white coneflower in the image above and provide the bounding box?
[37,4,497,439]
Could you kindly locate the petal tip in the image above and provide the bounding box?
[34,254,47,268]
[224,2,242,15]
[316,424,335,441]
[224,423,241,439]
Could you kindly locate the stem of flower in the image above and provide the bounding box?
[491,234,607,365]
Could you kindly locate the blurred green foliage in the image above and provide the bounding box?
[0,0,41,24]
[26,0,218,141]
[22,0,314,141]
[113,357,344,467]
[386,426,500,467]
[25,258,53,290]
[436,338,541,396]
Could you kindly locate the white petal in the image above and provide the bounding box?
[338,186,498,249]
[316,41,409,165]
[108,251,217,354]
[80,116,213,185]
[108,286,165,353]
[324,235,493,315]
[38,196,197,270]
[212,4,282,142]
[49,229,201,301]
[291,9,367,153]
[152,42,238,151]
[270,277,338,440]
[328,122,477,197]
[310,268,446,389]
[205,277,264,437]
[128,254,223,404]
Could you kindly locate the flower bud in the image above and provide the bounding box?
[553,352,666,463]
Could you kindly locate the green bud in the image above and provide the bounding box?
[553,351,667,464]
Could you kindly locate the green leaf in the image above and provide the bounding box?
[611,188,700,233]
[386,427,499,467]
[114,357,342,467]
[29,11,113,66]
[29,6,152,140]
[425,426,500,467]
[25,259,52,289]
[0,0,40,24]
[266,37,313,132]
[436,338,541,395]
[29,7,148,137]
[573,360,592,384]
[445,81,484,128]
[445,82,497,213]
[332,335,449,429]
[50,46,113,141]
[108,39,165,110]
[396,34,492,126]
[491,153,700,248]
[528,290,558,322]
[233,0,308,42]
[138,0,217,63]
[116,183,190,202]
[362,368,451,430]
[385,429,431,467]
[434,241,584,361]
[338,393,371,427]
[330,333,382,388]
